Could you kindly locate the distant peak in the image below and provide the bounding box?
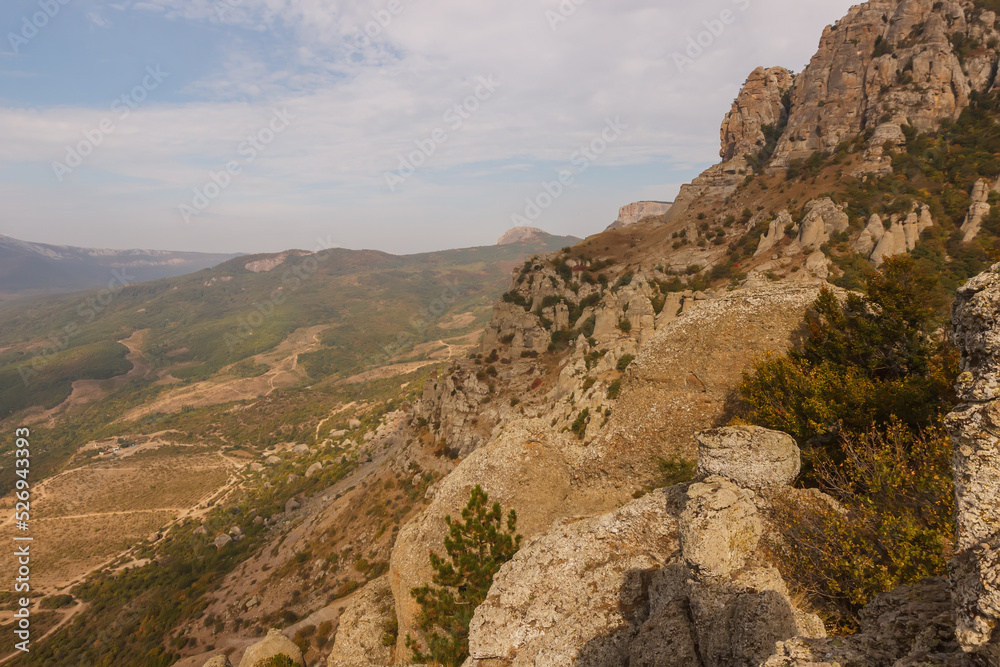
[496,227,551,245]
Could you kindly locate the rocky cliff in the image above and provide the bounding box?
[670,0,1000,222]
[607,201,674,231]
[284,1,1000,665]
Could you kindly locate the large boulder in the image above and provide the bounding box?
[467,488,685,666]
[467,471,822,666]
[202,657,232,667]
[238,628,304,667]
[679,477,762,578]
[696,426,801,489]
[327,576,395,667]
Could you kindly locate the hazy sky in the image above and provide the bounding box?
[0,0,859,255]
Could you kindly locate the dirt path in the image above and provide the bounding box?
[0,600,88,665]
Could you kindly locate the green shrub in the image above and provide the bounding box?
[738,257,958,630]
[652,455,696,488]
[407,486,521,666]
[606,379,622,399]
[772,423,953,631]
[571,409,591,439]
[739,256,956,458]
[616,355,636,372]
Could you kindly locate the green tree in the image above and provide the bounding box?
[407,485,521,666]
[739,256,957,462]
[737,256,960,629]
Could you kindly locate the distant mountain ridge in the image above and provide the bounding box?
[0,234,241,294]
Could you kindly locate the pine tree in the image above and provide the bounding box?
[407,485,521,666]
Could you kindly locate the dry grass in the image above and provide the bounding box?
[0,511,176,590]
[42,451,228,517]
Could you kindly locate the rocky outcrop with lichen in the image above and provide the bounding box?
[237,628,304,667]
[326,576,395,667]
[464,426,824,666]
[720,66,795,164]
[946,263,1000,661]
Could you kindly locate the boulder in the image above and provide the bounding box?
[213,534,232,549]
[202,656,232,667]
[238,628,304,667]
[285,497,301,513]
[468,488,684,666]
[679,477,762,578]
[266,456,281,466]
[695,426,801,489]
[327,576,395,667]
[348,419,362,429]
[306,462,323,478]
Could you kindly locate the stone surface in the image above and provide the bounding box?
[962,178,994,243]
[679,477,762,578]
[946,262,1000,656]
[720,66,794,163]
[764,579,974,666]
[696,426,801,489]
[768,0,992,170]
[467,488,684,667]
[237,628,304,667]
[796,198,849,250]
[608,201,674,230]
[202,657,232,667]
[327,576,395,667]
[213,534,232,549]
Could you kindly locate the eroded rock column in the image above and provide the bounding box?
[946,263,1000,656]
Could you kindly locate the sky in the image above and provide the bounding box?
[0,0,860,255]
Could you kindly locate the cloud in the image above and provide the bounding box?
[0,0,859,253]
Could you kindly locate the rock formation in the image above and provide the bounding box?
[946,263,1000,660]
[464,426,823,666]
[695,426,800,489]
[608,201,674,231]
[720,66,794,163]
[795,198,849,250]
[201,656,232,667]
[327,576,395,667]
[237,628,304,667]
[960,177,1000,243]
[497,227,552,245]
[769,0,991,171]
[668,0,1000,223]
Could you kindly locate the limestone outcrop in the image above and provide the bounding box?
[946,263,1000,660]
[237,628,304,667]
[202,656,232,667]
[720,66,795,164]
[464,427,822,666]
[764,578,970,666]
[327,576,395,667]
[960,177,1000,243]
[608,201,674,231]
[769,0,994,171]
[695,426,801,489]
[795,198,849,250]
